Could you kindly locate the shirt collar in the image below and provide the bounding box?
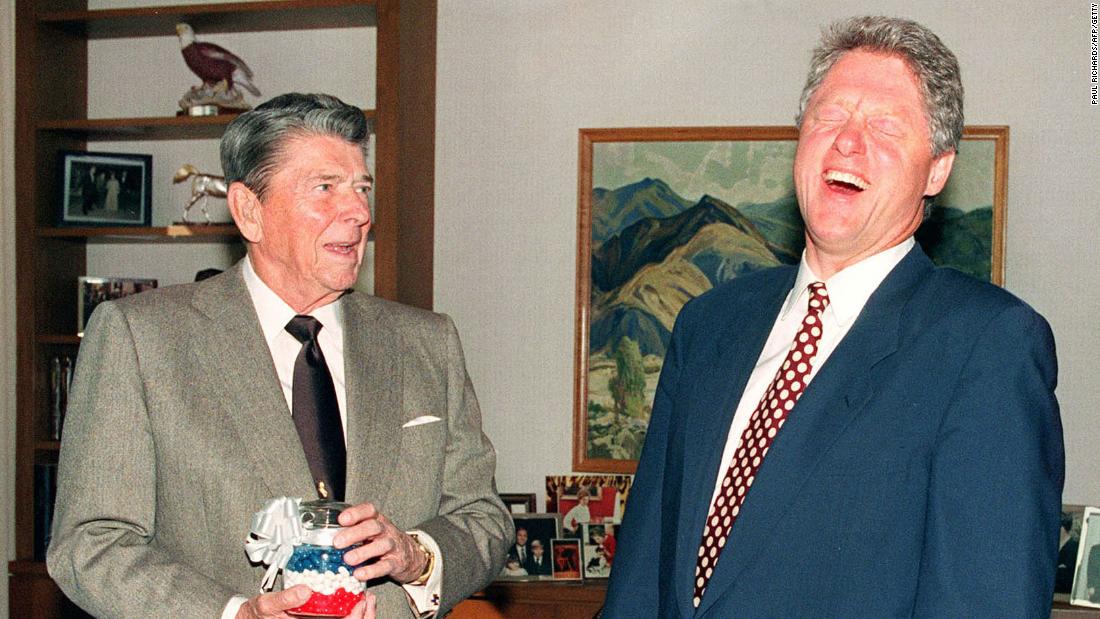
[781,237,915,326]
[242,255,344,345]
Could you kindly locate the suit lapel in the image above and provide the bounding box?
[191,263,315,498]
[670,268,796,617]
[695,247,933,615]
[342,293,403,505]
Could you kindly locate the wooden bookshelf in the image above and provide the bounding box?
[9,0,436,615]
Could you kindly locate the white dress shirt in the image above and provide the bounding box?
[708,238,915,506]
[243,256,349,434]
[221,256,442,619]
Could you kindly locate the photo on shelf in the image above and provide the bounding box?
[581,521,618,579]
[550,538,583,581]
[1057,504,1088,600]
[77,276,158,337]
[1070,506,1100,608]
[58,150,153,227]
[496,513,560,581]
[545,474,633,537]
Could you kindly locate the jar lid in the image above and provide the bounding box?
[299,499,350,529]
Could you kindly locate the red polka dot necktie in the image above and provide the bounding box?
[692,282,830,607]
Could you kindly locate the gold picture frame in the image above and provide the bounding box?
[574,125,1008,473]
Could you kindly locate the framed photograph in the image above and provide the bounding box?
[574,126,1008,473]
[497,513,560,581]
[58,150,153,227]
[1058,505,1088,600]
[581,521,618,579]
[78,276,158,336]
[550,538,583,581]
[1071,506,1100,608]
[545,474,633,536]
[500,493,537,514]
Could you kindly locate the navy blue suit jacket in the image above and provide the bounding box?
[604,246,1063,618]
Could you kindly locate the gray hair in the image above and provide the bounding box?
[220,92,371,200]
[795,16,964,157]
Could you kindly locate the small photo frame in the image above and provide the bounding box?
[551,538,583,581]
[497,513,560,581]
[581,521,618,579]
[1057,505,1088,600]
[1070,506,1100,608]
[59,150,153,227]
[78,276,158,336]
[500,493,537,514]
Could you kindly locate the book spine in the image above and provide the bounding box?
[33,462,58,561]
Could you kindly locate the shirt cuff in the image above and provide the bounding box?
[402,529,442,618]
[222,595,248,619]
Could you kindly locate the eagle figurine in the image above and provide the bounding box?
[175,22,260,109]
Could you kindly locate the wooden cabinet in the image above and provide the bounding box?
[8,0,436,615]
[451,581,607,619]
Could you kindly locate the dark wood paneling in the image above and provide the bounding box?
[8,563,94,619]
[372,0,436,309]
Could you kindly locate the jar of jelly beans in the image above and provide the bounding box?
[283,500,365,617]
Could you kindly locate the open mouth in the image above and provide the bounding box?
[823,170,870,194]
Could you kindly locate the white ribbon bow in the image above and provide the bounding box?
[244,497,304,591]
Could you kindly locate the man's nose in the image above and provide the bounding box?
[341,190,371,226]
[832,119,866,157]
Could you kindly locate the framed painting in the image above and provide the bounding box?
[573,125,1008,473]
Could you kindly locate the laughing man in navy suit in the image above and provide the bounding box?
[604,16,1063,618]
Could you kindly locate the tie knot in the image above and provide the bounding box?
[807,282,830,314]
[285,315,323,343]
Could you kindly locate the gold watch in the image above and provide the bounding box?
[407,532,435,586]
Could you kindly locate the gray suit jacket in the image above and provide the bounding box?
[47,262,512,618]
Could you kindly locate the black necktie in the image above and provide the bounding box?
[285,315,346,501]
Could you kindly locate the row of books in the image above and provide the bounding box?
[48,355,74,441]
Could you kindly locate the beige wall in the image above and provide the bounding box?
[434,1,1100,508]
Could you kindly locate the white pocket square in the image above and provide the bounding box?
[402,415,442,428]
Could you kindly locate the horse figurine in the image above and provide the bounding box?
[173,164,228,224]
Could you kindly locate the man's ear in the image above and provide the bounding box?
[227,181,263,243]
[923,150,956,197]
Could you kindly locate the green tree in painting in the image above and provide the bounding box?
[609,336,646,425]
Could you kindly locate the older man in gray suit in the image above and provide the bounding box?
[47,93,512,619]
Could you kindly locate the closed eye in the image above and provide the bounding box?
[870,117,904,137]
[814,104,849,123]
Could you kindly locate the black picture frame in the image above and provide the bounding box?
[496,513,561,582]
[58,150,153,227]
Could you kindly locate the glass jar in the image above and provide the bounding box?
[282,500,365,617]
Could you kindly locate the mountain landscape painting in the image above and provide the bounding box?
[575,126,1006,471]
